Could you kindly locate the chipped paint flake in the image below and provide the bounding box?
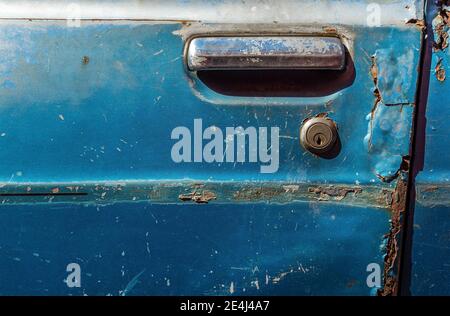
[179,190,217,204]
[308,186,362,201]
[435,57,446,81]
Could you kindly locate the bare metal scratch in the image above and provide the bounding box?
[120,269,146,296]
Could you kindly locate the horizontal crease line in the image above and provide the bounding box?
[0,192,88,197]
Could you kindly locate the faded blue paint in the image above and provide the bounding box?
[0,202,388,295]
[412,204,450,295]
[0,23,420,183]
[0,4,424,296]
[410,0,450,296]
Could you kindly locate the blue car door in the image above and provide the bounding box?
[0,0,425,295]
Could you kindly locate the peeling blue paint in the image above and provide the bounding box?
[374,47,416,105]
[0,24,421,185]
[0,2,424,296]
[364,104,413,180]
[0,202,389,295]
[411,0,450,296]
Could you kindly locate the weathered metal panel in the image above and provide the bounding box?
[0,202,389,295]
[0,1,424,295]
[410,0,450,295]
[0,22,420,183]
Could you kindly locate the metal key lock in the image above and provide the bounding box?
[300,116,338,155]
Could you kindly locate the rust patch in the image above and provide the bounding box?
[178,190,217,204]
[323,26,338,34]
[233,187,283,201]
[376,173,399,183]
[82,56,90,65]
[180,21,192,27]
[370,55,379,83]
[381,189,394,207]
[367,55,382,150]
[308,186,362,201]
[434,1,450,51]
[0,181,391,208]
[377,156,410,296]
[435,58,446,82]
[406,18,426,30]
[378,178,408,296]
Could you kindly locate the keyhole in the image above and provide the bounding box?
[316,135,323,145]
[313,133,326,147]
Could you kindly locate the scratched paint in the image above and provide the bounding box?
[0,202,389,295]
[0,0,424,295]
[410,0,450,296]
[0,23,421,185]
[0,181,392,209]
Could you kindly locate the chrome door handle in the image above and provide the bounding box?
[186,36,346,71]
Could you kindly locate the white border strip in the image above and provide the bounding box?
[0,0,422,26]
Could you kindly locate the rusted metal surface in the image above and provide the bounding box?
[365,23,422,294]
[307,186,362,201]
[178,189,217,204]
[406,18,426,30]
[435,57,446,81]
[0,0,425,296]
[378,177,408,296]
[432,1,450,52]
[0,181,393,209]
[365,38,417,296]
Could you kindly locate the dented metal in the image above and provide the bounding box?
[0,0,426,296]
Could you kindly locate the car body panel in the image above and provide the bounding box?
[410,0,450,296]
[0,0,425,295]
